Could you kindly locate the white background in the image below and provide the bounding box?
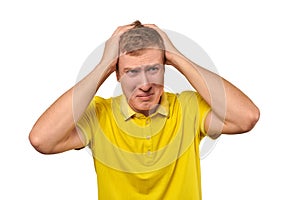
[1,0,299,199]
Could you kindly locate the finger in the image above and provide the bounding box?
[143,24,158,29]
[112,24,135,36]
[143,24,165,36]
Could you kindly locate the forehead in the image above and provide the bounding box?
[118,48,164,69]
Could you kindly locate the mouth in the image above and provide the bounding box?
[136,93,154,101]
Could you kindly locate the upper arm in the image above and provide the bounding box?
[204,111,223,139]
[48,128,86,154]
[204,109,257,138]
[63,128,87,151]
[29,126,86,154]
[205,110,234,138]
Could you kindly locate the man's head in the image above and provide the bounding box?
[118,21,165,56]
[116,21,166,116]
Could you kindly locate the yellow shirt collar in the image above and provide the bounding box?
[120,92,169,120]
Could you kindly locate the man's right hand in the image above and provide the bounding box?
[29,23,136,154]
[100,24,135,75]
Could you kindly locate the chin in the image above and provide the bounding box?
[133,102,157,112]
[136,104,153,111]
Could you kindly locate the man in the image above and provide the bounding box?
[29,21,259,199]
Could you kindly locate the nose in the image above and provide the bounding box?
[139,72,152,92]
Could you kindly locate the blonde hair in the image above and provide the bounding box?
[119,20,165,54]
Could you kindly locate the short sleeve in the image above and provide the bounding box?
[76,97,100,147]
[177,91,211,140]
[194,92,211,138]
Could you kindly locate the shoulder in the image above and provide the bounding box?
[174,90,201,103]
[168,91,210,114]
[93,95,119,106]
[93,95,109,104]
[88,96,114,115]
[164,91,202,113]
[164,90,197,100]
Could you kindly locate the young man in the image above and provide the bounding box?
[29,21,259,199]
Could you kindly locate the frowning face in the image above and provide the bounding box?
[117,48,165,116]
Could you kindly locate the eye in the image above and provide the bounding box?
[149,67,158,71]
[147,66,160,74]
[126,69,140,76]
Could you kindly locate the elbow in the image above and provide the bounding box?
[29,130,54,155]
[240,106,260,133]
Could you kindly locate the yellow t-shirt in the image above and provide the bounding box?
[77,91,211,200]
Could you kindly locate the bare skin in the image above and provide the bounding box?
[29,23,260,154]
[144,24,260,138]
[117,48,165,116]
[29,24,134,154]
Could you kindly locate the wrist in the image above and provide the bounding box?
[166,51,186,70]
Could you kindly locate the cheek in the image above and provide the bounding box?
[120,77,137,94]
[151,72,164,86]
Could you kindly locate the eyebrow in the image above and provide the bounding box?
[123,67,141,72]
[123,64,162,71]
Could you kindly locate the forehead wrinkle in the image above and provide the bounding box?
[118,49,164,71]
[124,63,162,70]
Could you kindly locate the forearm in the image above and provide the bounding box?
[29,23,135,153]
[29,61,111,153]
[168,53,221,108]
[169,52,259,133]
